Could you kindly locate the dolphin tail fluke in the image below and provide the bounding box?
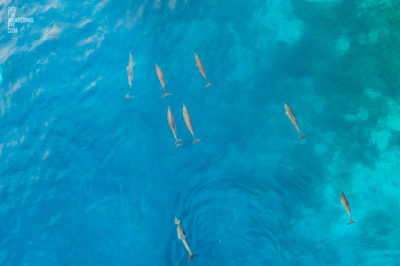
[189,254,196,259]
[299,136,306,140]
[205,82,213,88]
[162,92,171,98]
[193,139,201,144]
[348,220,355,225]
[175,139,183,148]
[125,94,135,99]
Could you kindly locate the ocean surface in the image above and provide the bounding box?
[1,0,400,265]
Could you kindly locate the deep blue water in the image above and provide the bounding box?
[1,0,400,265]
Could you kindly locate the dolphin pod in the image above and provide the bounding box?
[125,52,213,98]
[165,104,201,147]
[121,51,357,260]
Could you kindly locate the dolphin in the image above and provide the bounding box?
[194,53,212,88]
[125,52,135,98]
[168,106,183,147]
[127,52,134,88]
[283,102,306,140]
[341,192,355,224]
[182,104,201,144]
[175,217,196,259]
[155,63,171,98]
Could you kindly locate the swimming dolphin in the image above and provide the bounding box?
[155,63,171,98]
[125,52,135,98]
[182,104,201,144]
[168,106,183,147]
[194,53,212,88]
[341,192,355,224]
[175,217,196,259]
[283,102,306,140]
[127,52,134,88]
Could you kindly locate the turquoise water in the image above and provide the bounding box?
[1,0,400,265]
